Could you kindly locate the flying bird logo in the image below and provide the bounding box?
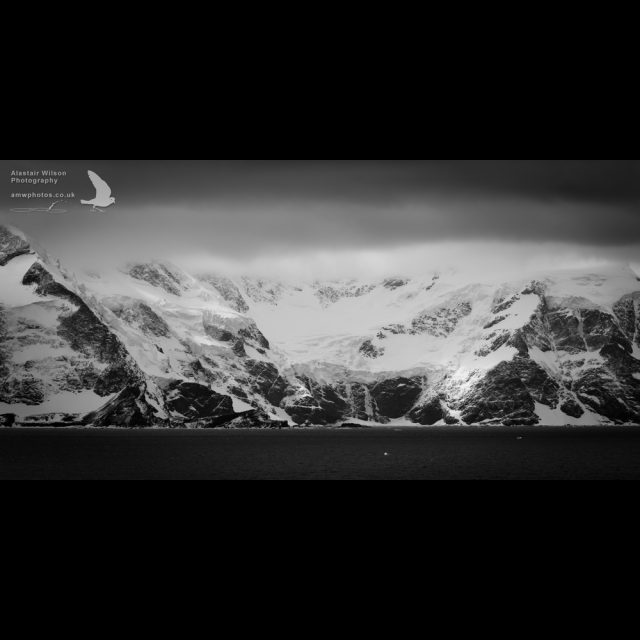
[81,171,115,213]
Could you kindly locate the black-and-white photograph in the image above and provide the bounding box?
[1,159,639,479]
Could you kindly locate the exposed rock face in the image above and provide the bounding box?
[493,294,520,314]
[509,293,640,423]
[109,300,171,338]
[411,302,472,337]
[470,291,640,424]
[21,264,135,391]
[559,396,584,419]
[58,304,129,364]
[284,376,351,425]
[0,227,31,266]
[339,382,372,421]
[521,281,547,297]
[198,275,250,313]
[163,381,235,422]
[204,326,235,343]
[241,277,286,305]
[476,331,511,357]
[545,311,585,354]
[510,299,553,354]
[582,309,630,351]
[484,315,508,330]
[521,299,632,357]
[128,263,185,296]
[614,297,636,336]
[424,274,440,292]
[20,413,82,427]
[83,384,162,427]
[370,302,473,343]
[381,324,407,336]
[243,360,288,406]
[1,259,143,411]
[570,344,640,423]
[85,380,238,427]
[359,339,385,359]
[238,327,270,350]
[1,376,45,405]
[279,374,428,426]
[0,413,16,426]
[312,281,377,308]
[93,363,136,396]
[223,409,288,429]
[370,377,423,419]
[409,396,459,425]
[22,262,81,303]
[409,397,444,425]
[458,358,559,426]
[0,305,8,382]
[383,278,408,290]
[232,340,247,357]
[614,295,640,348]
[202,311,270,351]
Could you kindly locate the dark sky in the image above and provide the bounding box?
[4,159,639,207]
[1,160,639,273]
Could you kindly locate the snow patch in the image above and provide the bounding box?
[0,390,115,419]
[0,254,43,307]
[267,406,296,425]
[529,347,560,376]
[492,294,540,330]
[535,402,606,426]
[12,343,80,364]
[453,344,519,390]
[545,265,640,310]
[231,396,253,413]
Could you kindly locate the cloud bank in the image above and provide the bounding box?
[2,160,638,279]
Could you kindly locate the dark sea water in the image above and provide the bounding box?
[2,426,640,480]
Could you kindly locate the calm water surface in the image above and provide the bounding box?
[1,426,640,480]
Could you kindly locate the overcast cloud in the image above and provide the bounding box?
[2,160,638,278]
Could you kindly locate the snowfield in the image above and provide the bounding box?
[0,390,115,419]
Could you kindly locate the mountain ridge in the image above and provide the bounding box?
[1,224,639,428]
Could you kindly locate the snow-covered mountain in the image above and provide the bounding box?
[1,224,639,427]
